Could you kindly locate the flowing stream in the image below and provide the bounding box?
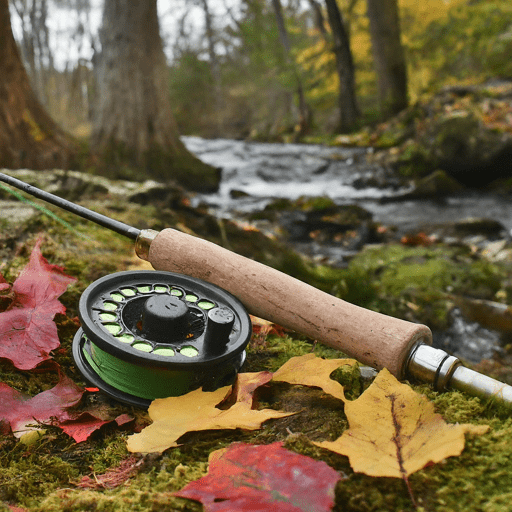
[184,136,512,363]
[184,136,512,236]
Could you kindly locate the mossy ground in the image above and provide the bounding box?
[1,187,512,511]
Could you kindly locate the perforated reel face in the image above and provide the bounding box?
[72,270,252,407]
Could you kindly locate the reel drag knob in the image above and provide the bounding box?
[72,270,252,408]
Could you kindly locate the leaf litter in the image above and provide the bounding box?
[128,351,490,508]
[0,375,83,439]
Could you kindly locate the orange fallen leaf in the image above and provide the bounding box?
[126,372,293,454]
[272,353,357,402]
[400,232,435,247]
[314,369,489,482]
[250,315,287,338]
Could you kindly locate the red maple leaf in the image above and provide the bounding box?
[0,239,76,369]
[173,442,341,512]
[0,375,84,437]
[59,412,134,443]
[0,274,9,293]
[58,412,111,443]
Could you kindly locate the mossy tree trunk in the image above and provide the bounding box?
[91,0,219,192]
[0,0,78,170]
[366,0,408,117]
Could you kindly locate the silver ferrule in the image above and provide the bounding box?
[407,343,512,407]
[406,344,461,391]
[135,229,159,261]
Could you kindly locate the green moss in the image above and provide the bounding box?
[0,445,79,506]
[337,243,505,329]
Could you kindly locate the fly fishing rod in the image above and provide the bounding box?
[1,171,511,407]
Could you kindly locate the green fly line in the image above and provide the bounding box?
[82,340,196,399]
[0,181,94,242]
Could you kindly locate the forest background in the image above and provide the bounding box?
[7,0,512,155]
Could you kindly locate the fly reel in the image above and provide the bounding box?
[72,270,252,407]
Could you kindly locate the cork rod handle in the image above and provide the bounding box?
[148,228,432,378]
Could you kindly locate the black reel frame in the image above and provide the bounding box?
[72,270,252,407]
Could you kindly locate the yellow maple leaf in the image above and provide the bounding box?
[272,353,357,402]
[127,372,293,454]
[314,368,489,480]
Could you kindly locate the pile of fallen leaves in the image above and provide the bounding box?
[0,241,499,511]
[0,239,133,445]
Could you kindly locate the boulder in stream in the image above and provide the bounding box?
[250,196,377,252]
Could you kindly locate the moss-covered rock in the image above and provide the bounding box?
[336,243,505,330]
[250,196,377,251]
[366,81,512,188]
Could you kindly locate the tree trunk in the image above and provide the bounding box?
[91,0,219,192]
[366,0,408,117]
[0,0,77,170]
[270,0,311,138]
[199,0,223,136]
[324,0,359,133]
[307,0,328,40]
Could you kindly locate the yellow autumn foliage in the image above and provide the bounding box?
[272,352,357,402]
[315,368,489,479]
[127,373,293,454]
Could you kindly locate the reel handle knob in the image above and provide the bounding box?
[147,228,432,379]
[203,307,235,356]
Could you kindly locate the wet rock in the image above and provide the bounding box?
[451,218,507,238]
[380,170,464,202]
[0,169,110,201]
[230,189,251,199]
[425,112,512,187]
[128,181,187,208]
[251,196,376,252]
[350,169,403,190]
[48,173,109,201]
[414,217,507,242]
[450,296,512,333]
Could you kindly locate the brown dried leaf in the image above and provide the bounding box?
[76,455,142,489]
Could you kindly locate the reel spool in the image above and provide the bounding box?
[72,270,252,408]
